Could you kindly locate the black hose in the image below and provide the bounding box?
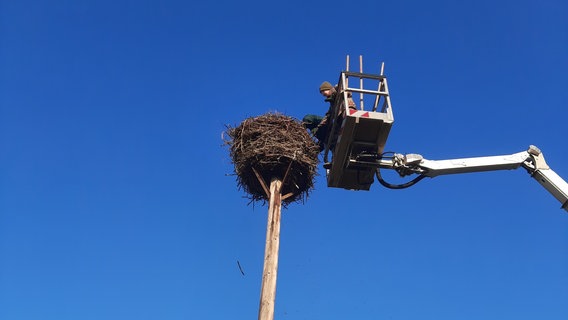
[375,167,426,189]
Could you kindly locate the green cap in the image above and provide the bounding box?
[319,81,333,92]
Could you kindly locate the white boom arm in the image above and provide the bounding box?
[381,145,568,211]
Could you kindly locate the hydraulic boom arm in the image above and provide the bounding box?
[377,145,568,211]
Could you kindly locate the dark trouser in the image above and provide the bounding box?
[302,114,328,151]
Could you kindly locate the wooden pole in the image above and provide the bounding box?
[258,177,283,320]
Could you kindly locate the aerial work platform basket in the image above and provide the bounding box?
[324,56,394,190]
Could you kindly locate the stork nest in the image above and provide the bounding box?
[225,113,320,205]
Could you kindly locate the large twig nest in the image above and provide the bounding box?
[225,113,320,205]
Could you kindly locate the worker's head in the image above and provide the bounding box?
[319,81,335,98]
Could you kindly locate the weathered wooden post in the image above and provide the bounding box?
[226,113,319,320]
[258,177,282,320]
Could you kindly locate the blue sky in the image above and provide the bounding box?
[1,1,567,319]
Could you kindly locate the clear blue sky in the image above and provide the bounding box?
[1,1,567,319]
